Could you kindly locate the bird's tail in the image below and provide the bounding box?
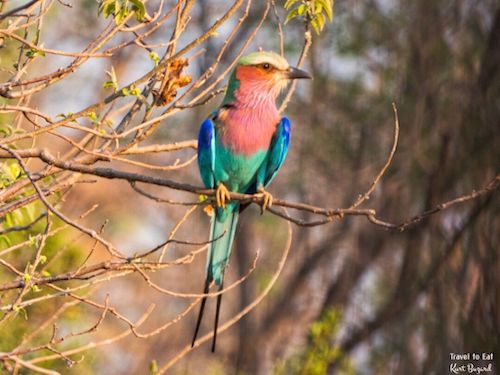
[191,205,239,351]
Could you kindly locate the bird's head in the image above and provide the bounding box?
[224,51,311,105]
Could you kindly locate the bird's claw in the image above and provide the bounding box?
[215,183,231,208]
[255,189,273,213]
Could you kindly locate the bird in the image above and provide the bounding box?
[192,51,311,351]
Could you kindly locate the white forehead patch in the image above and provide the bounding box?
[238,51,290,70]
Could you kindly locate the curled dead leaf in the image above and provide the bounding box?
[153,58,192,105]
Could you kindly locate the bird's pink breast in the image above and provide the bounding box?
[218,105,280,156]
[218,66,281,156]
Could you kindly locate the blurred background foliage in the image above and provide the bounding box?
[0,0,499,374]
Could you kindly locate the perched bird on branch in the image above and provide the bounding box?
[192,51,311,351]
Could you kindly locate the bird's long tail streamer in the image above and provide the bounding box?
[191,207,239,351]
[212,282,223,352]
[191,278,210,348]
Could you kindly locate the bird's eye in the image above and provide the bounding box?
[262,63,270,70]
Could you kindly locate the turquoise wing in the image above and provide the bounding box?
[197,116,216,189]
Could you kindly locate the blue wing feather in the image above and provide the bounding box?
[263,116,291,187]
[197,117,216,189]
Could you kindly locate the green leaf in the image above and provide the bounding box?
[114,0,122,16]
[130,0,146,21]
[103,80,118,91]
[0,160,23,188]
[315,2,323,15]
[285,8,300,24]
[86,111,98,124]
[311,19,320,34]
[317,0,334,21]
[149,51,160,66]
[24,202,36,222]
[25,48,45,58]
[98,0,115,17]
[297,4,307,16]
[316,12,326,32]
[149,360,158,375]
[103,66,119,92]
[0,125,13,137]
[129,84,141,96]
[14,306,28,320]
[104,3,115,18]
[0,235,12,248]
[5,213,15,228]
[28,234,39,248]
[114,7,129,25]
[103,119,114,127]
[284,0,298,9]
[99,0,148,24]
[31,285,41,292]
[8,161,21,180]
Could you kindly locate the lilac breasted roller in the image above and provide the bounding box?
[193,51,311,351]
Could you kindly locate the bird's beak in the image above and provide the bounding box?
[287,67,312,80]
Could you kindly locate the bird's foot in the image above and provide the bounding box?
[215,183,231,208]
[254,188,273,213]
